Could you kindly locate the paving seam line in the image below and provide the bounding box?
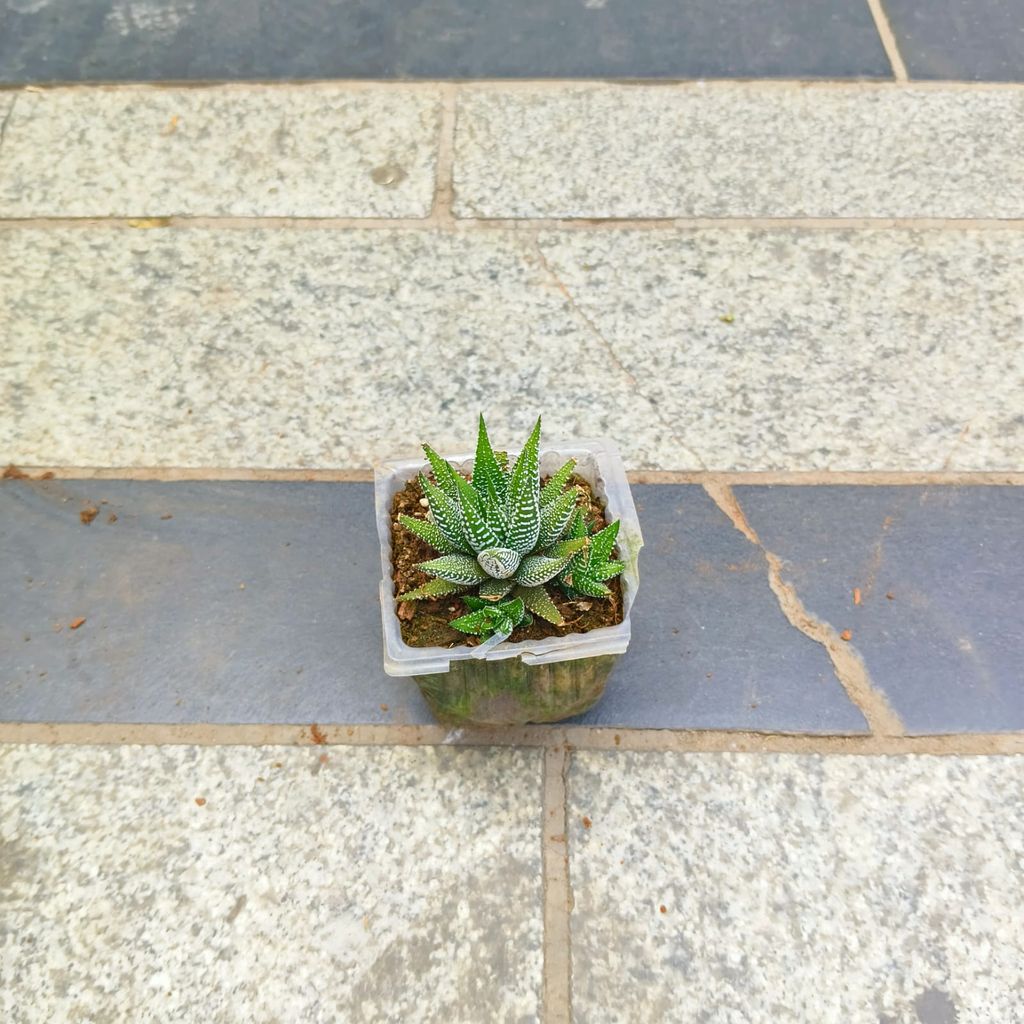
[541,746,572,1024]
[4,217,1024,232]
[2,79,1024,93]
[5,467,1024,485]
[2,723,1023,754]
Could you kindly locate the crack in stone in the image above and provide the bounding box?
[940,417,980,472]
[703,481,905,738]
[527,235,707,470]
[0,95,19,160]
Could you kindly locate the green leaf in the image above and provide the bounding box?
[505,419,542,555]
[514,584,563,625]
[539,458,576,506]
[594,560,625,581]
[419,474,469,551]
[417,554,488,585]
[397,579,468,601]
[537,486,580,548]
[463,595,488,611]
[479,577,514,601]
[565,508,588,541]
[422,444,461,500]
[471,415,506,503]
[476,546,522,580]
[449,596,526,640]
[449,608,494,636]
[561,571,612,598]
[590,519,620,563]
[543,536,590,560]
[454,472,501,553]
[514,552,575,587]
[397,513,458,555]
[502,597,526,624]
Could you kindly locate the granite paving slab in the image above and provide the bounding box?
[0,0,891,83]
[0,86,442,218]
[2,227,1022,473]
[455,85,1024,219]
[736,485,1024,733]
[569,751,1024,1023]
[535,229,1024,473]
[0,742,543,1023]
[0,479,867,732]
[883,0,1024,81]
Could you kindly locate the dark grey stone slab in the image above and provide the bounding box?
[0,0,891,83]
[883,0,1024,81]
[737,486,1024,734]
[0,478,868,731]
[0,478,431,725]
[573,486,867,732]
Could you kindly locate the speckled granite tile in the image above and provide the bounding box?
[454,85,1024,219]
[0,86,441,217]
[737,486,1024,733]
[569,751,1024,1024]
[0,227,710,472]
[2,227,1022,473]
[0,743,543,1023]
[537,229,1024,472]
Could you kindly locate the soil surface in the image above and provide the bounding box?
[390,473,624,649]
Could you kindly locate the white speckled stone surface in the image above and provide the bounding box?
[0,87,441,217]
[569,752,1024,1024]
[2,227,1021,471]
[454,85,1024,219]
[0,743,542,1023]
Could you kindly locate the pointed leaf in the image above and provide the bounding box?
[594,560,625,581]
[417,554,488,585]
[539,458,576,506]
[514,552,575,587]
[449,609,494,636]
[479,577,514,601]
[454,472,501,553]
[397,513,458,555]
[590,519,620,563]
[566,508,588,541]
[505,418,542,555]
[502,597,526,625]
[476,546,522,580]
[561,570,611,598]
[421,444,461,499]
[471,415,506,503]
[537,487,581,548]
[543,536,590,560]
[514,585,563,626]
[397,579,468,601]
[463,595,488,611]
[419,474,469,551]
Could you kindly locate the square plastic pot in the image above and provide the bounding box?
[374,438,643,726]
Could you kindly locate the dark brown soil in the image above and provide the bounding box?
[390,473,623,649]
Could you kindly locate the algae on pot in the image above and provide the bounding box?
[375,416,642,726]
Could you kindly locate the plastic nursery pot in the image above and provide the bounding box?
[374,438,643,727]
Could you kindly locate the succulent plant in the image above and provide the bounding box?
[557,512,625,598]
[450,596,532,640]
[397,415,623,637]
